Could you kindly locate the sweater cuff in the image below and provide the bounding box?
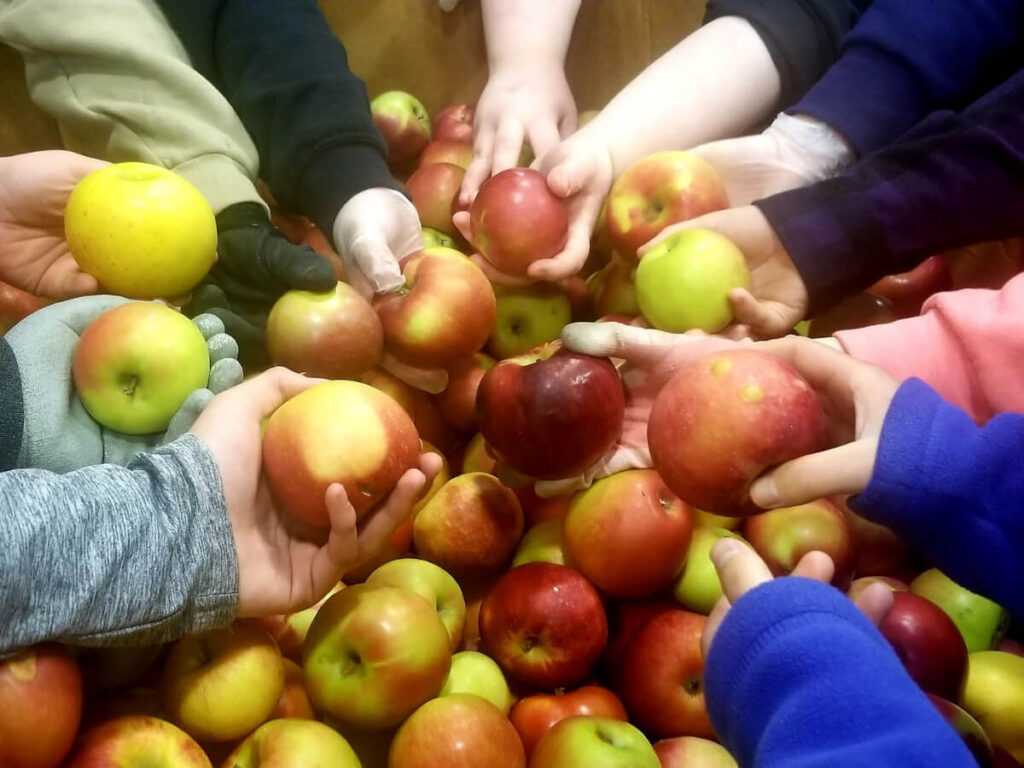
[0,340,23,471]
[172,154,268,216]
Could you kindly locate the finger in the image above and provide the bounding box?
[35,253,99,299]
[749,441,877,510]
[346,234,405,295]
[491,120,526,174]
[460,130,496,206]
[469,253,533,286]
[265,242,337,293]
[527,121,562,163]
[229,366,326,419]
[452,211,476,246]
[701,595,731,659]
[560,321,686,364]
[851,581,896,627]
[558,109,578,138]
[417,450,445,487]
[355,468,427,562]
[545,154,596,199]
[728,288,790,339]
[165,388,215,442]
[526,228,590,282]
[754,335,866,395]
[790,550,835,583]
[208,357,244,394]
[710,538,774,603]
[206,332,239,365]
[381,352,449,394]
[311,483,360,597]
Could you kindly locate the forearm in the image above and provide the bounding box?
[482,0,580,73]
[0,435,238,654]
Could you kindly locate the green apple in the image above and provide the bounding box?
[635,228,749,333]
[672,527,744,614]
[910,569,1008,652]
[224,718,360,768]
[530,715,660,768]
[512,518,567,567]
[422,227,457,250]
[693,507,743,531]
[488,284,571,360]
[370,90,431,164]
[960,651,1024,761]
[365,558,466,652]
[439,651,512,714]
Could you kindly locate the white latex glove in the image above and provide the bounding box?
[689,113,856,206]
[439,0,459,10]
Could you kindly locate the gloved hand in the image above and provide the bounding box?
[689,113,855,206]
[0,150,108,299]
[7,295,243,473]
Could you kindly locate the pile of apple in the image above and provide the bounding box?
[4,89,1024,768]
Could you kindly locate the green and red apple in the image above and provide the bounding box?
[488,284,572,360]
[365,558,466,651]
[673,526,745,614]
[910,569,1008,652]
[438,651,512,714]
[67,716,210,768]
[371,91,431,164]
[530,716,660,768]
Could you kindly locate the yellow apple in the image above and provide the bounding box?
[960,651,1024,760]
[224,718,360,768]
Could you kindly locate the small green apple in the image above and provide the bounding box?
[672,527,744,614]
[910,569,1008,652]
[488,285,571,359]
[512,518,567,567]
[439,651,512,714]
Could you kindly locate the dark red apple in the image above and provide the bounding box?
[600,598,678,689]
[928,693,996,768]
[869,255,953,318]
[432,104,475,144]
[879,592,968,700]
[509,685,627,759]
[406,162,465,236]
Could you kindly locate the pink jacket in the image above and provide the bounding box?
[837,271,1024,423]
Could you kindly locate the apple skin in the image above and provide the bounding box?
[437,353,496,432]
[563,469,693,598]
[439,651,512,714]
[655,736,738,768]
[587,258,640,319]
[847,576,908,603]
[513,518,568,568]
[72,302,210,436]
[910,569,1009,653]
[363,367,456,454]
[606,151,728,260]
[927,694,995,768]
[253,584,345,662]
[262,379,421,528]
[371,91,431,164]
[808,292,898,336]
[422,227,458,249]
[509,686,627,759]
[742,499,857,587]
[366,557,467,652]
[878,592,968,700]
[840,504,912,578]
[636,229,749,333]
[303,584,452,730]
[672,527,746,614]
[407,162,465,236]
[413,473,524,583]
[0,644,82,768]
[0,279,47,334]
[530,716,660,768]
[961,651,1024,762]
[65,162,216,299]
[620,607,714,739]
[66,715,211,768]
[375,247,497,368]
[999,638,1024,658]
[488,285,572,360]
[600,598,678,689]
[461,432,498,475]
[869,255,953,318]
[389,693,526,768]
[480,563,608,690]
[269,659,316,720]
[225,718,360,767]
[477,343,625,480]
[648,349,826,516]
[469,168,569,276]
[419,139,475,170]
[161,623,285,743]
[433,104,475,144]
[515,486,572,529]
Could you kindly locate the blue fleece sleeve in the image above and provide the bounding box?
[705,577,976,767]
[851,379,1024,619]
[793,0,1022,154]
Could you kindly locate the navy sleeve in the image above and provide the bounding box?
[155,0,399,241]
[0,339,23,472]
[706,577,977,767]
[794,0,1023,154]
[704,0,870,108]
[852,379,1024,620]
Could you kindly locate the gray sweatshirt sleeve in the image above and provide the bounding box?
[0,434,239,654]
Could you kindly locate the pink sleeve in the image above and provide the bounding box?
[835,272,1024,423]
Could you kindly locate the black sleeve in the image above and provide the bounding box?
[704,0,872,107]
[0,340,24,472]
[155,0,399,240]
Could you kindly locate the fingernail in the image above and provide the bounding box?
[711,538,743,565]
[750,477,778,507]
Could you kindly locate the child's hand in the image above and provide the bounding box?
[0,151,108,299]
[189,367,442,617]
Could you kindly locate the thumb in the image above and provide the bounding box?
[560,321,685,365]
[263,238,337,293]
[749,440,877,510]
[545,152,596,198]
[346,233,405,294]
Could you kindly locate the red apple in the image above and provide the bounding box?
[67,716,210,768]
[808,292,898,336]
[530,716,660,768]
[606,151,727,260]
[0,644,82,768]
[587,258,639,319]
[477,343,625,480]
[375,247,497,368]
[509,685,627,758]
[480,563,608,690]
[407,162,465,236]
[601,598,679,688]
[620,608,714,739]
[998,638,1024,659]
[300,226,348,281]
[271,659,316,720]
[267,281,383,380]
[262,380,420,528]
[878,592,968,700]
[515,485,572,529]
[433,104,475,144]
[365,557,466,652]
[648,349,826,516]
[0,279,46,334]
[869,255,953,318]
[437,352,496,432]
[371,90,431,164]
[419,139,474,170]
[928,693,995,768]
[841,504,912,577]
[469,168,569,276]
[563,469,693,598]
[655,736,738,767]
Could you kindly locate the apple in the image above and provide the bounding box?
[437,353,496,432]
[994,746,1023,768]
[253,584,345,661]
[563,469,693,598]
[303,584,451,729]
[407,163,465,236]
[262,379,420,528]
[477,343,625,480]
[648,349,826,515]
[530,716,660,768]
[469,168,569,276]
[878,592,968,700]
[412,472,524,582]
[0,279,46,334]
[693,507,744,530]
[328,722,396,768]
[270,659,316,720]
[742,499,857,587]
[67,716,210,768]
[910,570,1009,653]
[266,282,383,379]
[655,736,738,768]
[672,527,746,614]
[78,643,162,692]
[928,694,995,768]
[389,693,526,768]
[999,638,1024,658]
[225,718,360,767]
[0,644,82,768]
[460,580,493,653]
[72,302,209,435]
[488,284,573,360]
[161,623,284,742]
[433,104,475,144]
[513,518,568,567]
[363,367,455,453]
[345,519,414,585]
[462,432,498,475]
[587,258,639,319]
[375,247,497,368]
[635,228,749,333]
[300,226,348,281]
[961,651,1024,761]
[422,227,458,249]
[620,607,714,739]
[480,562,607,690]
[439,651,512,714]
[419,139,475,170]
[509,686,627,759]
[606,151,727,260]
[366,558,466,651]
[869,255,953,318]
[515,485,573,529]
[65,162,216,299]
[841,504,912,577]
[943,238,1024,291]
[371,91,431,164]
[847,576,908,603]
[600,598,678,688]
[808,292,898,336]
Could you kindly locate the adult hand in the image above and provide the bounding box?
[189,367,443,616]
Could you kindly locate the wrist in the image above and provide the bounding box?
[767,113,856,182]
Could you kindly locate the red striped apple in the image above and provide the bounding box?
[509,686,627,759]
[363,367,455,453]
[224,718,360,768]
[530,716,660,768]
[927,694,995,768]
[432,104,474,144]
[407,162,465,236]
[365,558,466,651]
[601,598,678,689]
[67,716,209,768]
[371,91,431,164]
